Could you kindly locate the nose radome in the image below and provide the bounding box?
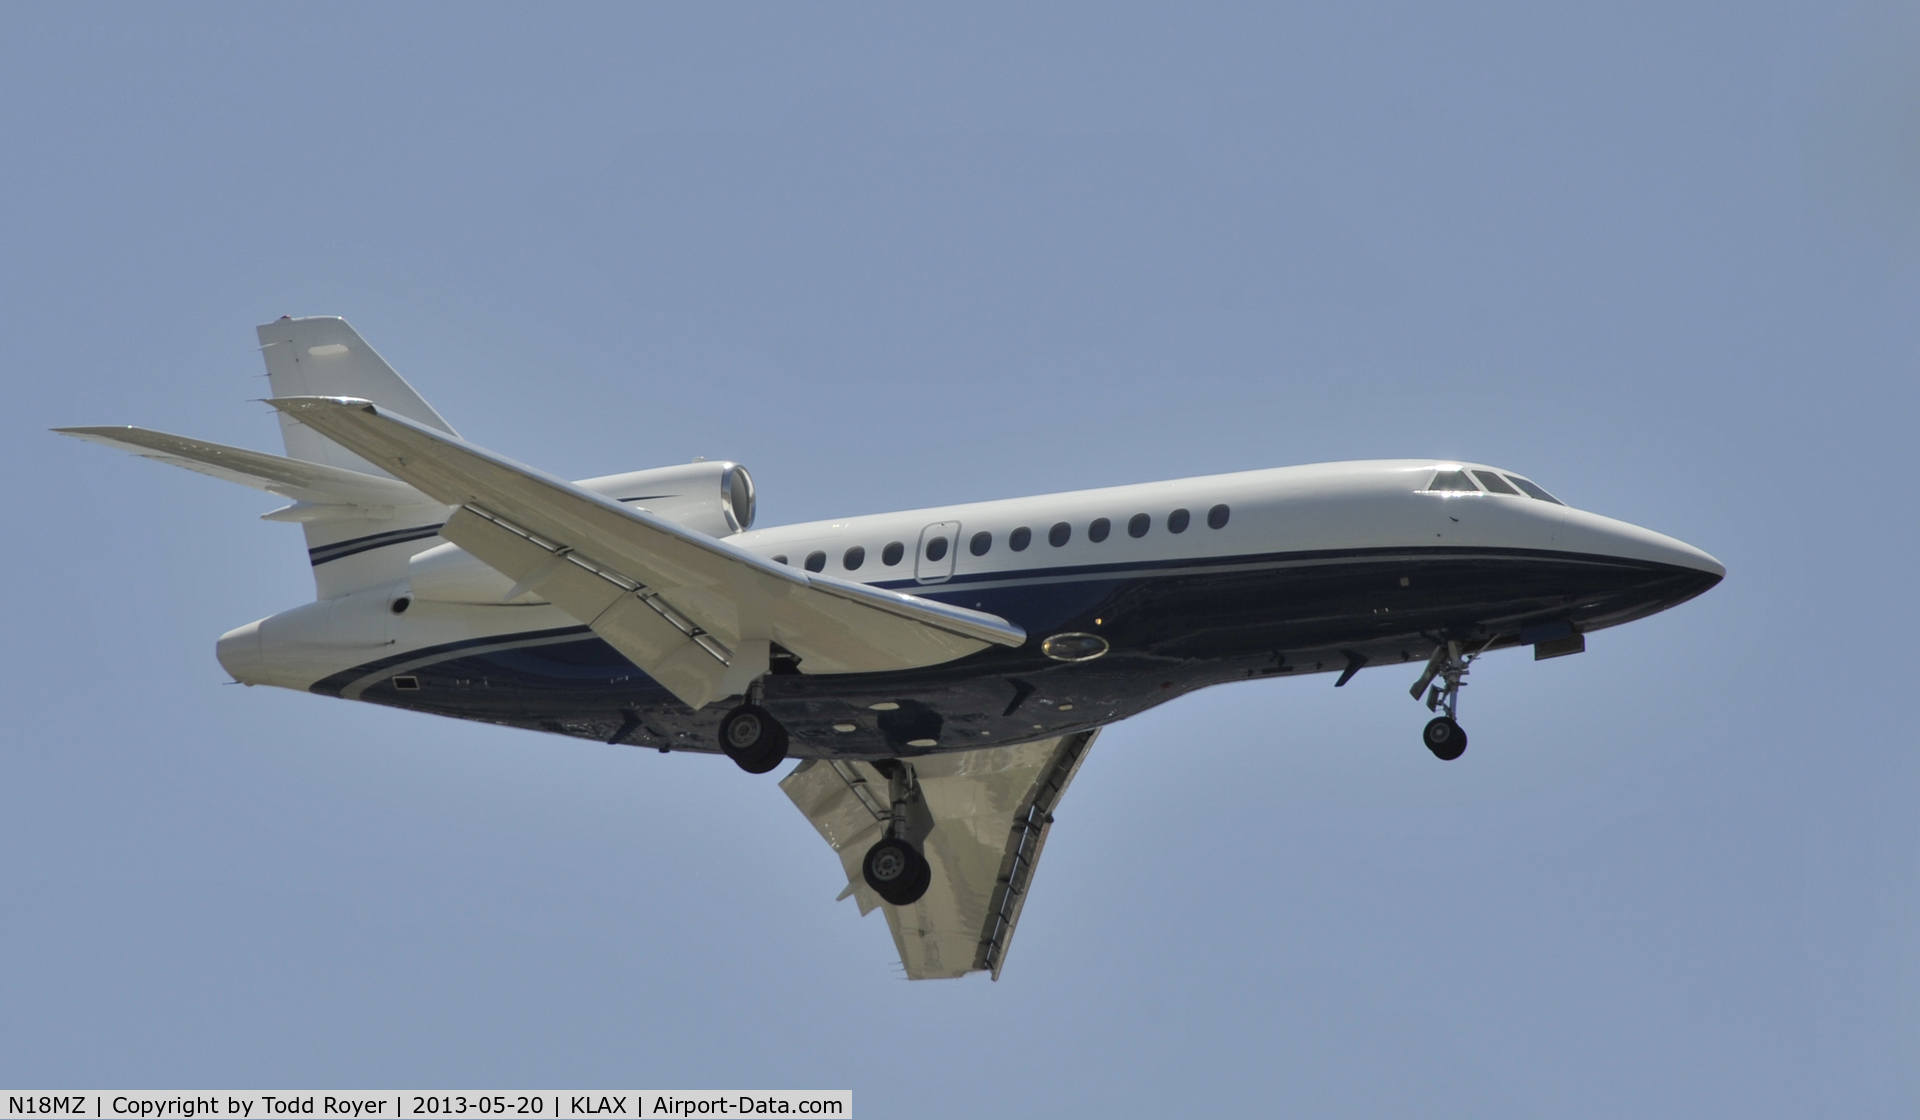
[1560,508,1724,578]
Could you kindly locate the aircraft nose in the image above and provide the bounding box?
[1560,508,1725,580]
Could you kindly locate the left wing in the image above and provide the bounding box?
[265,396,1026,708]
[781,730,1098,980]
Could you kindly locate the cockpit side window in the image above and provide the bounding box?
[1425,469,1480,492]
[1504,475,1565,505]
[1472,470,1520,495]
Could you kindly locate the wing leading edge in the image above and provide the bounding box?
[264,395,1026,708]
[781,730,1098,980]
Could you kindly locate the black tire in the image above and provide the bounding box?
[900,850,932,904]
[863,836,931,906]
[718,703,789,774]
[1423,716,1467,761]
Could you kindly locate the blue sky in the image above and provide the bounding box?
[3,3,1916,1115]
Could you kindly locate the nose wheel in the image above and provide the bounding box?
[1423,716,1467,760]
[1410,639,1492,761]
[718,703,788,773]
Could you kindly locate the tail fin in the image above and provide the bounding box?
[254,317,458,596]
[256,317,458,472]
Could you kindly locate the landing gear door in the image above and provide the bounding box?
[915,521,961,584]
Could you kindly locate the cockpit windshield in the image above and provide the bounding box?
[1426,469,1479,492]
[1423,467,1566,506]
[1471,470,1519,495]
[1503,475,1564,505]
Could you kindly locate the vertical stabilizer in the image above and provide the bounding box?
[256,317,458,473]
[255,317,458,597]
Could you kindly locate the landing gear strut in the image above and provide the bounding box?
[1409,638,1493,761]
[718,702,788,774]
[860,760,932,906]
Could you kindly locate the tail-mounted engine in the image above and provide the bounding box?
[574,460,755,536]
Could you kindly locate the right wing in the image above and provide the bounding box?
[53,425,428,508]
[264,395,1027,708]
[781,730,1098,980]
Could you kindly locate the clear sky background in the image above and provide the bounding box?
[2,3,1916,1115]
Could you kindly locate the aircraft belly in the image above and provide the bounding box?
[311,546,1717,758]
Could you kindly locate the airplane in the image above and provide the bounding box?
[59,316,1723,980]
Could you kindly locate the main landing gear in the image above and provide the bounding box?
[718,702,788,774]
[860,760,933,907]
[1409,638,1493,761]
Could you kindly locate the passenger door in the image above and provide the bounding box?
[915,520,961,584]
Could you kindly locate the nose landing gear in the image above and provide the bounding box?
[1410,639,1492,761]
[1423,715,1466,760]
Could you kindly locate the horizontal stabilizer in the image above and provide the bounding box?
[781,731,1098,980]
[54,426,432,508]
[263,395,1026,708]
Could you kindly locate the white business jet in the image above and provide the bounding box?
[60,317,1722,979]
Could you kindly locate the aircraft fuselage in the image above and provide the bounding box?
[218,458,1722,759]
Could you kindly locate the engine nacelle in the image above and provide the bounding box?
[407,460,754,605]
[575,459,755,536]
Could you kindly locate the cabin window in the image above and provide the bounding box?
[1128,513,1151,538]
[804,551,826,572]
[1208,503,1231,529]
[772,555,788,565]
[925,536,949,562]
[843,546,865,571]
[1010,526,1032,551]
[1168,508,1190,533]
[1088,517,1111,542]
[1505,475,1565,505]
[882,541,905,565]
[1472,470,1520,495]
[970,531,992,556]
[1048,521,1071,547]
[1425,470,1479,492]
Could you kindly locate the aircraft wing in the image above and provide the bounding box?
[265,396,1026,709]
[780,730,1097,980]
[53,426,428,509]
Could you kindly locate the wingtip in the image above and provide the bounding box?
[51,425,134,440]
